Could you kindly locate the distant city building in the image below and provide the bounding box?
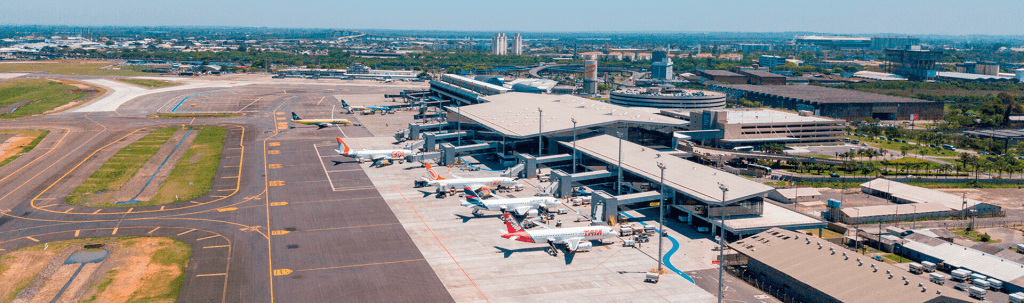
[736,69,787,85]
[956,61,1000,75]
[739,43,772,53]
[697,70,746,84]
[793,35,872,49]
[491,33,507,55]
[758,55,787,70]
[885,46,942,81]
[871,36,920,51]
[583,60,598,95]
[651,49,674,80]
[511,33,522,55]
[712,84,943,120]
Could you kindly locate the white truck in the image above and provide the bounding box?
[929,273,945,285]
[973,279,991,291]
[987,278,1002,292]
[908,263,923,274]
[950,269,972,282]
[1009,292,1024,303]
[920,261,936,272]
[969,286,987,300]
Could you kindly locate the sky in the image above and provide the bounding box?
[2,0,1022,36]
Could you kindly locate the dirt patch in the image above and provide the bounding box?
[41,79,103,115]
[0,237,189,303]
[0,135,35,164]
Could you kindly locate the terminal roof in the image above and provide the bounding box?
[731,228,974,303]
[860,178,982,210]
[903,236,1024,285]
[566,135,772,204]
[721,84,935,104]
[457,93,685,139]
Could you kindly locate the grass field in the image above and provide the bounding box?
[150,113,238,118]
[0,79,92,119]
[117,78,180,88]
[0,237,190,303]
[881,253,910,263]
[950,228,1001,243]
[802,228,844,239]
[66,128,176,206]
[147,126,226,206]
[0,61,150,76]
[0,129,48,168]
[847,135,961,157]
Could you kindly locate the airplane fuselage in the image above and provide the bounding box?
[505,226,618,244]
[462,197,558,212]
[431,177,517,192]
[343,149,413,160]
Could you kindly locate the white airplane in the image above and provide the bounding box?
[341,100,392,115]
[421,163,517,193]
[500,213,618,255]
[334,137,417,167]
[461,187,561,217]
[291,112,352,129]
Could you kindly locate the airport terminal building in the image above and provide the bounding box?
[609,88,726,110]
[711,84,943,121]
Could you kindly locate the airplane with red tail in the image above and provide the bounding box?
[501,213,618,255]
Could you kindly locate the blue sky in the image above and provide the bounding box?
[2,0,1022,35]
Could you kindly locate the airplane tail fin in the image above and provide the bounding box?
[341,100,349,107]
[291,112,301,121]
[336,137,350,155]
[503,213,525,233]
[463,187,483,205]
[425,163,446,181]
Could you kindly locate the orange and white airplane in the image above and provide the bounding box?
[335,137,417,167]
[501,213,618,255]
[421,163,517,193]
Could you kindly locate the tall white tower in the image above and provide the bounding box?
[492,33,507,55]
[512,33,523,55]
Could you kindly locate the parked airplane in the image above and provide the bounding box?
[501,213,618,255]
[335,137,416,167]
[421,163,517,193]
[342,100,392,114]
[291,112,352,129]
[461,188,560,217]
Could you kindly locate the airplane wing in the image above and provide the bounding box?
[524,217,554,230]
[564,237,583,252]
[315,123,330,129]
[513,206,532,216]
[371,155,387,160]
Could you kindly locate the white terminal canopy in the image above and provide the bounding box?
[454,92,686,139]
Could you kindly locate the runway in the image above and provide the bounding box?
[0,75,450,302]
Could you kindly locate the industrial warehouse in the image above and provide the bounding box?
[730,228,974,303]
[833,179,1004,224]
[711,84,944,120]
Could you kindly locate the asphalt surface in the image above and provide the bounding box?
[0,74,451,303]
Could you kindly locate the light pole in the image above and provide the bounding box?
[717,182,729,303]
[457,104,462,146]
[572,118,578,174]
[617,131,623,195]
[657,162,667,274]
[538,108,543,156]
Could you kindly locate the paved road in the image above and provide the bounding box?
[0,74,451,302]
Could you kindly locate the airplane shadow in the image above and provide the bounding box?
[454,213,501,223]
[563,250,576,265]
[416,190,437,198]
[494,246,550,258]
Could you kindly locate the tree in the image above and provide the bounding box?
[105,40,114,46]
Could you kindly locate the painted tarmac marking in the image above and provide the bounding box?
[204,245,230,249]
[196,273,227,277]
[394,185,488,301]
[148,227,161,234]
[160,206,165,210]
[111,228,118,235]
[295,258,426,273]
[268,150,280,155]
[268,142,280,146]
[269,202,288,206]
[74,230,80,237]
[303,222,400,233]
[177,229,196,236]
[268,164,282,169]
[92,209,102,214]
[272,269,292,276]
[197,235,219,241]
[217,207,237,212]
[63,208,73,213]
[26,236,39,242]
[269,181,285,187]
[271,230,290,236]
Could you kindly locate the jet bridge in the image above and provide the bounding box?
[407,122,448,141]
[438,141,499,166]
[422,131,472,151]
[516,153,573,179]
[591,190,663,222]
[552,169,616,198]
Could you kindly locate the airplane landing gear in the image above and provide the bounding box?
[546,240,559,257]
[471,209,482,217]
